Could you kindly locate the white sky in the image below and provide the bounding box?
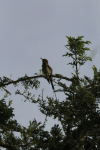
[0,1,100,149]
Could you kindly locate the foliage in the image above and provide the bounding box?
[0,36,100,150]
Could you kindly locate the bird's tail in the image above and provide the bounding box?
[50,76,54,90]
[46,75,54,91]
[46,75,50,83]
[51,80,54,90]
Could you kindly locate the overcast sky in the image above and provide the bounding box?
[0,1,100,149]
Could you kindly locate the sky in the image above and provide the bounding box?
[0,1,100,149]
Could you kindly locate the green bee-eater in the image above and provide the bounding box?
[40,58,54,90]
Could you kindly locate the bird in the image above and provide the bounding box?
[40,58,54,90]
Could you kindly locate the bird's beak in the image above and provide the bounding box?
[40,57,42,60]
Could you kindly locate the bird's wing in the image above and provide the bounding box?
[47,65,52,75]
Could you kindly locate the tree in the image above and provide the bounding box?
[0,36,100,150]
